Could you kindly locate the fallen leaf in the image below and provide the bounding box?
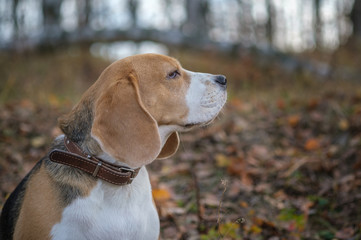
[308,98,319,110]
[249,224,262,234]
[287,114,300,127]
[240,201,249,208]
[335,227,355,239]
[250,145,269,161]
[215,154,230,167]
[30,136,47,148]
[202,193,220,207]
[219,222,240,238]
[277,99,285,110]
[152,188,171,202]
[338,119,349,131]
[304,138,320,151]
[48,94,61,107]
[227,157,253,187]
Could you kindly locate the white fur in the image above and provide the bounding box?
[51,167,159,240]
[185,70,227,125]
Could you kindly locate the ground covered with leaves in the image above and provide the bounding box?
[0,49,361,239]
[150,89,361,240]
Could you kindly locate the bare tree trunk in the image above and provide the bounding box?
[127,0,138,28]
[12,0,19,38]
[182,0,208,39]
[77,0,91,29]
[314,0,322,48]
[163,0,177,29]
[237,0,255,44]
[42,0,63,45]
[266,0,275,45]
[350,0,361,39]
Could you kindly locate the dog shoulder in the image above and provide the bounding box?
[0,160,42,240]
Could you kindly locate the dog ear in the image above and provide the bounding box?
[157,132,179,159]
[91,73,161,168]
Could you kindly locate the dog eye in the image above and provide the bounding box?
[167,70,180,79]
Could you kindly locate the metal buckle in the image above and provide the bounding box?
[120,167,135,183]
[92,162,102,177]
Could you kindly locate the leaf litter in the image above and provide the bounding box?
[1,88,361,239]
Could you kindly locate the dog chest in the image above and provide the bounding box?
[50,168,159,240]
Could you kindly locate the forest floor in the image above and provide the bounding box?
[0,47,361,239]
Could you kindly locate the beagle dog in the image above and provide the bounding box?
[0,53,227,240]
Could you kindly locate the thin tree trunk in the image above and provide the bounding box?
[183,0,208,39]
[77,0,91,29]
[350,0,361,39]
[314,0,322,48]
[266,0,275,45]
[42,0,63,45]
[127,0,138,28]
[12,0,19,38]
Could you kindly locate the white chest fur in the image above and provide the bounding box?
[50,167,159,240]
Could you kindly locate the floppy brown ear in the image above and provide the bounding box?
[91,73,161,168]
[157,132,180,159]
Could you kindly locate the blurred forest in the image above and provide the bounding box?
[1,0,361,239]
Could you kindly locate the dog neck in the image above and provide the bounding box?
[63,125,180,168]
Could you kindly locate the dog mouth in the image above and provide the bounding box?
[184,117,216,129]
[184,88,227,130]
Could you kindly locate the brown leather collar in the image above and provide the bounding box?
[48,136,140,185]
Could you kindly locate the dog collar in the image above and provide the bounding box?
[48,136,140,185]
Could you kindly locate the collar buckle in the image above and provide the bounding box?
[120,167,136,183]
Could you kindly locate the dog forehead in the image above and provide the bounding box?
[130,54,180,71]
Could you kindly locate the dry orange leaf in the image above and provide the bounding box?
[152,188,171,202]
[338,119,349,131]
[304,138,320,151]
[308,98,319,110]
[240,201,249,208]
[227,157,244,176]
[277,99,285,110]
[287,114,300,127]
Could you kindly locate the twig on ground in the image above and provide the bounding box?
[217,179,228,238]
[191,162,205,233]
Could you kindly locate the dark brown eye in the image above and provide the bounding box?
[167,70,180,79]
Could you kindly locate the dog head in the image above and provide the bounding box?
[59,54,227,168]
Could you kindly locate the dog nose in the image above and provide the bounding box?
[214,75,227,87]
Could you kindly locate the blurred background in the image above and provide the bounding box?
[0,0,360,101]
[0,0,359,51]
[1,0,361,239]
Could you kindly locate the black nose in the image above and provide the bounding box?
[214,75,227,87]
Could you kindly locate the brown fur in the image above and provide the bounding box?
[13,163,62,240]
[60,54,189,168]
[132,54,190,125]
[157,132,180,159]
[92,72,161,167]
[13,160,96,240]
